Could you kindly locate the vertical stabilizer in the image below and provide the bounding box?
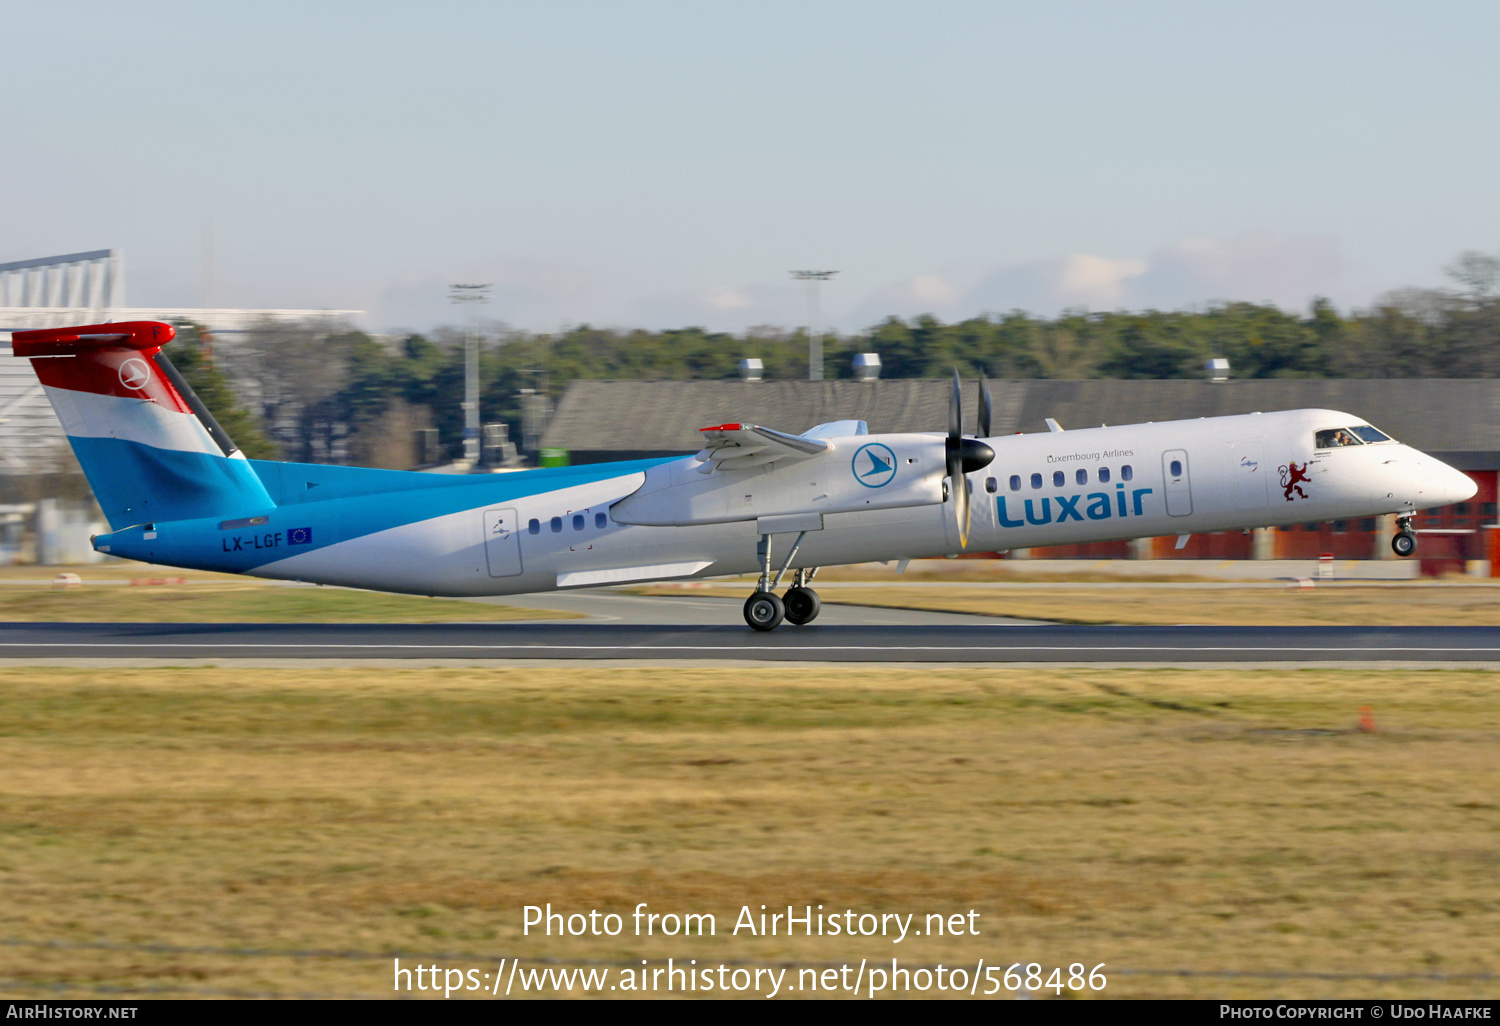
[11,321,275,529]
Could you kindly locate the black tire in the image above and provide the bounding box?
[743,591,785,631]
[783,587,822,625]
[1392,531,1417,557]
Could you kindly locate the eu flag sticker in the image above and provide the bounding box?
[288,527,313,546]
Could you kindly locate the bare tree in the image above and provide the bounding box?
[1445,251,1500,302]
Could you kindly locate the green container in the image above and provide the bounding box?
[539,448,570,468]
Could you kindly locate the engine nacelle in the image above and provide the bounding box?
[611,433,947,526]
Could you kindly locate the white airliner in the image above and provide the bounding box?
[11,321,1477,630]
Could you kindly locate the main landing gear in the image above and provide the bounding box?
[784,573,822,625]
[743,531,822,631]
[1392,515,1418,558]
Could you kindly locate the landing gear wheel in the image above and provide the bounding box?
[783,586,822,625]
[1392,531,1417,557]
[743,591,785,631]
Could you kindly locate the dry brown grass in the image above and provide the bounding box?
[637,582,1500,626]
[0,578,577,623]
[2,665,1498,999]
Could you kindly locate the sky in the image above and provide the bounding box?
[3,0,1498,335]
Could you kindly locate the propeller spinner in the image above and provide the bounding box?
[947,369,996,549]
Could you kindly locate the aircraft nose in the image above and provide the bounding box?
[1441,464,1478,505]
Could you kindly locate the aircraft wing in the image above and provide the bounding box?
[694,423,831,474]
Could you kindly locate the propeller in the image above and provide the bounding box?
[978,376,993,438]
[947,369,996,549]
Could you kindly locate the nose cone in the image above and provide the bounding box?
[1438,463,1478,505]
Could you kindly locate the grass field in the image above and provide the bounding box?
[3,665,1498,999]
[0,572,575,623]
[637,581,1500,626]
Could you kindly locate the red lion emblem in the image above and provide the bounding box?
[1279,461,1310,501]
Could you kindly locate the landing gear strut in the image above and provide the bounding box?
[743,533,821,631]
[1392,515,1417,558]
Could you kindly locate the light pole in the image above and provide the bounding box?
[791,270,837,381]
[449,283,491,464]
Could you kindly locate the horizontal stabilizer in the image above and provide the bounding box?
[12,321,175,358]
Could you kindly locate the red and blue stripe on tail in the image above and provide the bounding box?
[12,321,274,529]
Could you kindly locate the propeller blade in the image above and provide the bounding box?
[978,377,992,437]
[949,368,963,439]
[945,368,991,549]
[946,439,971,549]
[957,471,971,549]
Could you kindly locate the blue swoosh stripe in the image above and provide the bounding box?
[93,445,677,571]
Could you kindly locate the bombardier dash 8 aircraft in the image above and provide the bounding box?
[10,321,1477,630]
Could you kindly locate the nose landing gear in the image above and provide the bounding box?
[742,532,821,631]
[1392,515,1417,557]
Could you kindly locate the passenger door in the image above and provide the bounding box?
[1162,450,1193,517]
[483,508,524,577]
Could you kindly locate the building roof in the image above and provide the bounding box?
[542,378,1500,468]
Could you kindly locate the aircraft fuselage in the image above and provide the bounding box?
[95,408,1476,597]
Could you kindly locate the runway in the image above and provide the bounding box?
[2,621,1498,662]
[466,588,1050,625]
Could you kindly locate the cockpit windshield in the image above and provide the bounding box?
[1315,425,1393,448]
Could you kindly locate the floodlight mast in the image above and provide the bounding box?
[791,270,837,381]
[449,283,492,463]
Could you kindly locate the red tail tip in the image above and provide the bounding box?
[11,321,175,358]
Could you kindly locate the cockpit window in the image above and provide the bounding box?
[1350,425,1392,444]
[1315,428,1364,448]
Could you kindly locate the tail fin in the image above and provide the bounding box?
[12,321,275,529]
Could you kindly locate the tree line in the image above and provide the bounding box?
[163,250,1500,467]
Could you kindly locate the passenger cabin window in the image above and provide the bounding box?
[528,519,540,535]
[1009,475,1022,491]
[1076,469,1088,485]
[1315,428,1364,448]
[1170,459,1183,477]
[1099,467,1111,483]
[550,516,563,533]
[1030,473,1043,490]
[1052,471,1065,487]
[572,514,585,531]
[985,477,998,494]
[595,512,608,528]
[1121,465,1133,482]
